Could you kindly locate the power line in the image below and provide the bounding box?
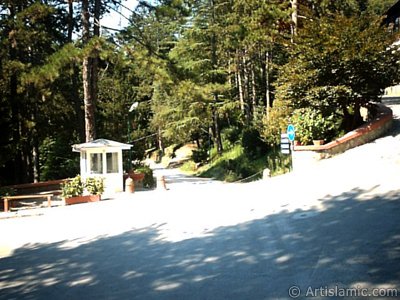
[131,132,158,143]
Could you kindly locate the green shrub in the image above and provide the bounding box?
[224,170,239,182]
[291,107,338,145]
[135,165,156,189]
[266,148,291,176]
[192,148,208,163]
[261,99,294,147]
[61,175,105,197]
[61,175,84,198]
[0,186,16,197]
[198,144,268,182]
[85,177,104,195]
[222,126,241,147]
[180,161,197,173]
[40,136,80,181]
[241,127,268,157]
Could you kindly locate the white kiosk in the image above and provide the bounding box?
[72,139,132,193]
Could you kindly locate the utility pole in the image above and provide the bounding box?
[127,102,138,170]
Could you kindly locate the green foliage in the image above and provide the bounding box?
[180,161,198,173]
[134,165,156,189]
[0,0,82,184]
[2,0,399,186]
[221,126,241,148]
[84,177,105,195]
[61,175,84,198]
[192,148,209,163]
[266,147,291,176]
[152,79,213,144]
[261,99,293,146]
[275,13,400,133]
[199,145,244,182]
[198,144,268,182]
[0,187,16,197]
[39,136,80,181]
[241,127,268,158]
[367,0,395,15]
[61,175,105,198]
[291,108,338,145]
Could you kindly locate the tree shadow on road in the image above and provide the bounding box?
[1,188,399,299]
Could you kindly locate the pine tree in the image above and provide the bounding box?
[0,0,77,183]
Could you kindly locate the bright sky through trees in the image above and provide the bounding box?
[101,0,138,30]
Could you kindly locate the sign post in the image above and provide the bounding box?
[287,124,295,171]
[287,124,295,143]
[280,133,291,154]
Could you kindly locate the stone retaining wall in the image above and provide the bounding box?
[292,104,393,170]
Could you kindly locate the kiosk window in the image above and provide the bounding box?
[90,153,103,174]
[107,152,119,173]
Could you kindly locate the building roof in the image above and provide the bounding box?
[72,139,132,152]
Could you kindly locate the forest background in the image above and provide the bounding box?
[1,0,399,185]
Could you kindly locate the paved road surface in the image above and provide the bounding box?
[149,161,223,191]
[0,99,399,299]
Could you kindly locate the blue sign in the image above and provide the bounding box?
[287,124,295,142]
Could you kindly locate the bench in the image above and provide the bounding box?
[2,194,53,212]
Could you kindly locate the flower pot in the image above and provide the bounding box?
[130,172,145,181]
[65,194,101,205]
[294,140,301,146]
[313,139,325,146]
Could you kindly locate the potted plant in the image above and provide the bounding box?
[130,165,156,189]
[128,169,145,182]
[291,108,335,146]
[84,177,104,201]
[294,140,302,146]
[62,175,104,205]
[61,175,84,204]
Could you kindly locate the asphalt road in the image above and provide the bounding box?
[0,99,400,299]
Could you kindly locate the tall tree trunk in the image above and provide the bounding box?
[251,64,257,121]
[91,0,100,130]
[20,111,30,183]
[242,54,251,124]
[82,0,97,142]
[67,1,85,141]
[212,103,223,155]
[72,66,85,142]
[82,59,95,142]
[32,133,40,183]
[210,0,222,155]
[158,127,164,154]
[291,0,298,41]
[67,0,74,42]
[237,63,245,113]
[10,74,22,183]
[265,51,271,119]
[94,0,101,37]
[8,3,23,183]
[31,96,41,183]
